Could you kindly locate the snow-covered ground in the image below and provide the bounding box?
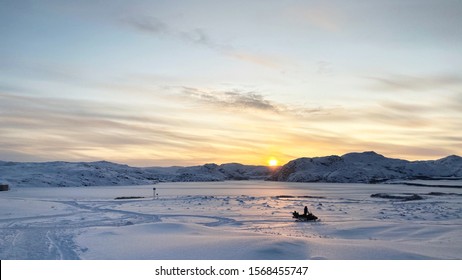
[1,181,461,259]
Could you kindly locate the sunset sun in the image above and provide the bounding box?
[268,158,279,167]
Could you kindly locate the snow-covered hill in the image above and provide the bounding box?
[269,151,462,183]
[2,151,461,188]
[0,161,271,188]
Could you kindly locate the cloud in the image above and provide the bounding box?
[378,101,430,113]
[181,87,329,118]
[123,16,169,34]
[362,101,435,127]
[1,89,309,166]
[360,142,456,161]
[361,74,462,129]
[123,15,285,69]
[178,84,461,160]
[227,52,285,69]
[182,87,279,112]
[447,92,462,112]
[0,57,104,93]
[0,92,215,162]
[367,74,462,92]
[295,3,343,32]
[124,16,224,50]
[286,0,462,44]
[123,16,229,49]
[365,111,431,128]
[2,86,460,166]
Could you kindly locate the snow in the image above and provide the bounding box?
[0,161,271,188]
[2,152,461,189]
[1,181,461,259]
[270,151,462,183]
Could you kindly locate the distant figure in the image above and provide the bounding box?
[304,206,308,216]
[292,211,299,218]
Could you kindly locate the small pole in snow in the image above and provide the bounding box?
[153,188,156,200]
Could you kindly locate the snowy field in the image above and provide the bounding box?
[1,181,461,260]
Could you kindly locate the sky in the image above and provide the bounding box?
[1,0,462,166]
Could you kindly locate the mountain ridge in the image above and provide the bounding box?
[0,160,271,188]
[1,151,461,187]
[269,151,462,183]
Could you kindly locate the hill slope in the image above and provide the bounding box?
[2,152,461,187]
[269,151,462,183]
[0,161,270,188]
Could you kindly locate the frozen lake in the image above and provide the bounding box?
[7,180,461,199]
[1,181,461,259]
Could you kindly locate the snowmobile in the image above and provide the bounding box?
[292,210,318,222]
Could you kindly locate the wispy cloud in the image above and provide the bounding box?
[123,16,225,50]
[367,74,462,92]
[2,86,460,166]
[123,15,285,69]
[447,91,462,112]
[284,1,344,32]
[300,7,342,32]
[181,86,328,118]
[182,87,279,112]
[362,74,462,130]
[362,100,436,128]
[123,16,169,35]
[0,57,97,88]
[0,92,214,162]
[1,89,306,166]
[226,52,286,69]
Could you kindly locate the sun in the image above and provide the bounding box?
[268,158,279,167]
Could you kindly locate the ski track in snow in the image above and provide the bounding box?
[0,197,241,259]
[1,181,462,259]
